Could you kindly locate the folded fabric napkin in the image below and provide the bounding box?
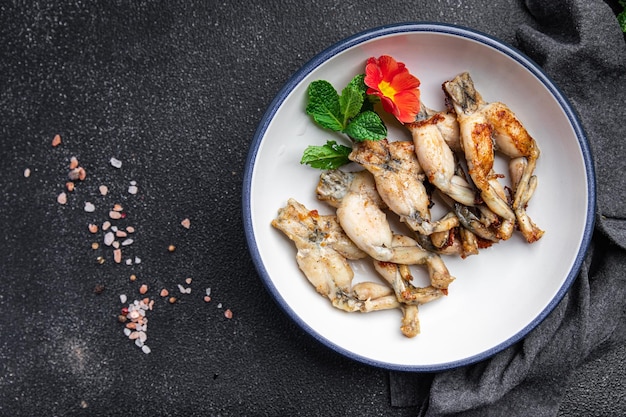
[391,0,626,415]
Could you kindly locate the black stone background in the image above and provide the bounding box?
[0,1,624,416]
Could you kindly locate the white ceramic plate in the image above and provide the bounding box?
[243,23,595,371]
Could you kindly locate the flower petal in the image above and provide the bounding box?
[389,72,421,92]
[379,95,399,117]
[364,58,384,89]
[391,90,421,123]
[377,55,405,82]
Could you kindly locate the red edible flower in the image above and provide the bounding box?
[364,55,421,124]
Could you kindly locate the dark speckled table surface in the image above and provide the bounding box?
[1,1,625,416]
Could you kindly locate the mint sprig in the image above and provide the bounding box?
[305,76,386,142]
[301,75,386,169]
[300,140,352,170]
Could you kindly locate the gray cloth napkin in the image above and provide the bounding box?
[392,0,626,415]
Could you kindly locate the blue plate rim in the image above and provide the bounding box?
[242,21,596,372]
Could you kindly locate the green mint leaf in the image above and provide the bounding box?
[346,74,375,112]
[300,140,352,169]
[347,74,367,96]
[339,85,364,124]
[305,80,343,131]
[343,111,387,142]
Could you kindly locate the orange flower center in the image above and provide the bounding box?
[378,80,397,100]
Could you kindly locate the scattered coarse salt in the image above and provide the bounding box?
[110,157,122,168]
[178,285,191,294]
[52,134,62,147]
[57,192,67,205]
[68,167,86,182]
[81,149,235,354]
[104,232,115,246]
[68,168,80,181]
[24,168,31,178]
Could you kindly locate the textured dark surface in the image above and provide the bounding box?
[0,1,624,416]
